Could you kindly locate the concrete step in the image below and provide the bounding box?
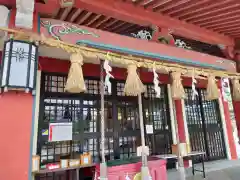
[168,162,240,180]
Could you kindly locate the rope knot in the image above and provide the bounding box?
[70,53,84,65]
[127,64,137,73]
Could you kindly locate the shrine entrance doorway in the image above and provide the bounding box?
[184,88,227,162]
[37,72,173,166]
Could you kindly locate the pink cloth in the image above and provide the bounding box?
[95,159,167,180]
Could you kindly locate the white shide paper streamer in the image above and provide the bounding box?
[191,73,198,100]
[104,59,114,94]
[153,68,161,98]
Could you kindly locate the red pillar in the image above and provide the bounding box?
[175,100,186,143]
[233,101,240,137]
[0,9,39,180]
[220,88,238,160]
[0,92,34,180]
[175,99,190,167]
[233,54,240,138]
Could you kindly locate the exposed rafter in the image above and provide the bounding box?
[102,19,119,30]
[167,0,211,16]
[114,23,136,33]
[158,0,191,13]
[60,7,72,20]
[226,32,240,37]
[122,25,143,34]
[94,16,112,28]
[191,9,240,25]
[73,0,233,46]
[76,12,92,25]
[186,5,240,23]
[108,21,127,32]
[85,14,102,26]
[66,8,83,22]
[177,0,236,20]
[12,0,238,45]
[197,14,240,27]
[141,0,158,8]
[214,24,240,32]
[224,29,240,35]
[203,19,240,29]
[152,0,172,11]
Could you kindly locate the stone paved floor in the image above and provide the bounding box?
[167,159,240,180]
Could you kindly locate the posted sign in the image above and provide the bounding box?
[48,122,72,142]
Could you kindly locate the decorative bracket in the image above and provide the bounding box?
[218,45,240,72]
[219,45,235,59]
[151,25,175,46]
[151,25,161,42]
[235,53,240,72]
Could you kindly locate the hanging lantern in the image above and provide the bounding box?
[0,39,38,93]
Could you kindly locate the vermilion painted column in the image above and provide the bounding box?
[0,8,39,180]
[174,99,191,167]
[220,88,238,160]
[233,101,240,137]
[0,40,35,180]
[233,54,240,138]
[175,100,186,143]
[0,92,35,180]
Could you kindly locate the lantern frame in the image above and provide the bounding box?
[0,39,38,93]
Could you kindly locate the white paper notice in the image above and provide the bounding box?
[146,125,153,134]
[48,123,72,142]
